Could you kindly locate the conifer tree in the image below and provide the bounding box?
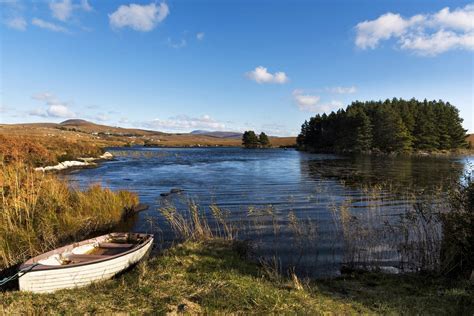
[297,98,465,153]
[353,109,372,152]
[259,132,271,147]
[413,102,439,150]
[445,103,467,149]
[242,131,260,148]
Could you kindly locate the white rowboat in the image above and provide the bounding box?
[19,232,153,293]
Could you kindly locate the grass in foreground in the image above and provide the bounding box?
[0,161,139,270]
[1,239,472,314]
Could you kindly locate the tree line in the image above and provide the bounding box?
[242,131,271,148]
[297,98,467,153]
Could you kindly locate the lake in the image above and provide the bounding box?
[66,147,474,277]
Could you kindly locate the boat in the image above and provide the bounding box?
[18,232,153,293]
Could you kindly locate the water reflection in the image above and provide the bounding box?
[302,154,466,193]
[66,147,474,276]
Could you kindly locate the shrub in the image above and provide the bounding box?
[0,135,55,166]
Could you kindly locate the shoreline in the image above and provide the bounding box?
[1,239,471,314]
[34,151,114,172]
[297,147,474,158]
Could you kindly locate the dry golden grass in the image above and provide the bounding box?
[0,134,55,166]
[0,122,296,156]
[467,134,474,148]
[0,132,110,166]
[0,160,139,269]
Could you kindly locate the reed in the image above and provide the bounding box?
[159,201,237,241]
[0,160,139,270]
[158,177,469,277]
[331,184,448,272]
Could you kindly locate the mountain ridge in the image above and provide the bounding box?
[0,119,297,147]
[190,130,243,139]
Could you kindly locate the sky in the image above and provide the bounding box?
[1,0,473,136]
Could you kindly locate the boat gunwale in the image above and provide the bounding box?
[20,233,153,272]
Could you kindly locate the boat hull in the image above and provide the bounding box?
[19,235,153,293]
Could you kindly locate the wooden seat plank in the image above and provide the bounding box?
[98,243,135,249]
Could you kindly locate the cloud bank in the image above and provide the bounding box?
[109,2,169,32]
[30,92,76,118]
[32,18,68,33]
[327,86,357,94]
[355,3,474,55]
[143,115,226,131]
[49,0,92,21]
[293,90,343,113]
[246,66,289,84]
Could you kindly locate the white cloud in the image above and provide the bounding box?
[433,5,474,31]
[5,17,27,30]
[355,3,474,55]
[196,32,205,40]
[327,86,357,94]
[143,115,226,131]
[47,105,75,118]
[109,2,169,32]
[292,90,320,112]
[355,12,418,49]
[32,18,68,33]
[49,0,73,21]
[246,66,289,84]
[399,30,474,55]
[49,0,92,21]
[30,92,76,118]
[292,90,343,113]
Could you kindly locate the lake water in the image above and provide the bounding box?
[66,147,474,276]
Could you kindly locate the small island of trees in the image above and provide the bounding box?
[297,98,467,153]
[242,131,271,148]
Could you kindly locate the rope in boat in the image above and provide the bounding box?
[0,263,39,287]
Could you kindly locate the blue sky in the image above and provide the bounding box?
[1,0,473,136]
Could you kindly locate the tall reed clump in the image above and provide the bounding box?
[159,201,236,241]
[396,201,443,272]
[331,184,446,272]
[0,161,139,270]
[440,174,473,278]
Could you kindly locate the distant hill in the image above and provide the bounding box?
[191,130,242,139]
[0,119,297,148]
[57,119,164,136]
[60,119,92,126]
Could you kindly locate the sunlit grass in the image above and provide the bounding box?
[1,239,472,314]
[0,160,139,269]
[0,134,105,167]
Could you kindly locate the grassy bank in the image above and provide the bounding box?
[1,239,472,314]
[0,161,139,270]
[0,122,297,156]
[0,134,107,167]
